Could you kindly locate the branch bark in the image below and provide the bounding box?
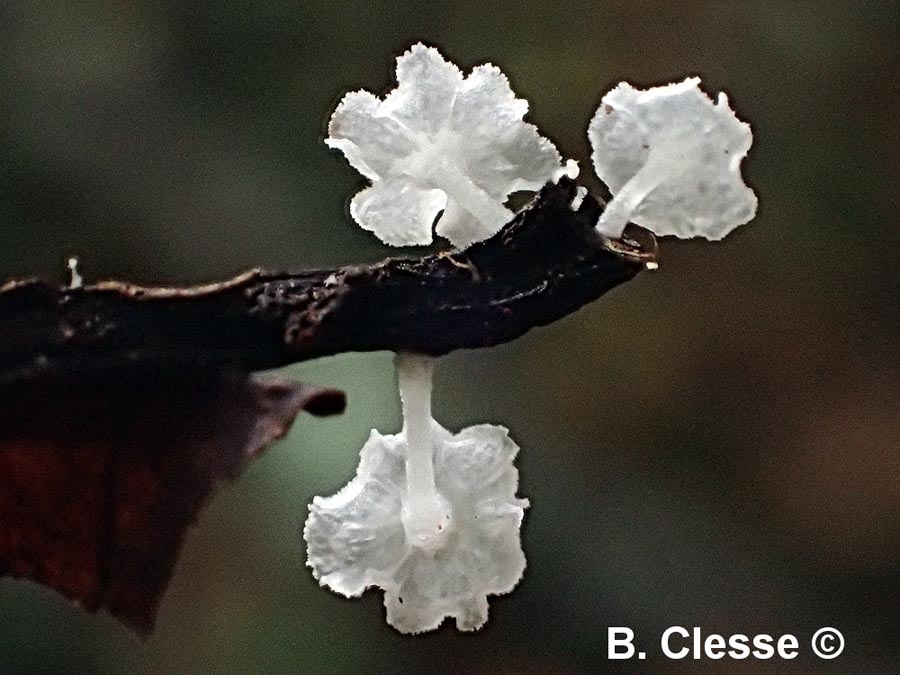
[0,179,654,386]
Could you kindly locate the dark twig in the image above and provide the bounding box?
[0,179,654,386]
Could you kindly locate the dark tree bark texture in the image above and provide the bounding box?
[0,179,654,387]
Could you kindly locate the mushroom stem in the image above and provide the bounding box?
[425,156,513,234]
[595,157,668,239]
[396,351,450,551]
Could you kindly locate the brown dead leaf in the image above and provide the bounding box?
[0,367,344,633]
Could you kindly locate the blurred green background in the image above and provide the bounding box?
[1,1,898,673]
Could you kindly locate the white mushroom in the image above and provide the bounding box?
[590,77,757,240]
[304,353,529,634]
[326,43,573,249]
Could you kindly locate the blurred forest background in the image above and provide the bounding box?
[1,1,898,673]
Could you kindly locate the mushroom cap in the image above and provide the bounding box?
[589,78,758,240]
[327,43,567,248]
[304,421,528,634]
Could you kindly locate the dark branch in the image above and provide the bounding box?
[0,179,654,386]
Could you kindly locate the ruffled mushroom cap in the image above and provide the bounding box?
[304,422,528,634]
[327,43,571,248]
[589,77,757,240]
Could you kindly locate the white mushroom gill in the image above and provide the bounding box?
[304,354,529,633]
[326,43,572,249]
[590,78,757,241]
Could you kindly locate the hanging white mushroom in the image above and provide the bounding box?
[304,353,528,634]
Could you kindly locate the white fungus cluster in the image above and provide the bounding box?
[307,44,758,636]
